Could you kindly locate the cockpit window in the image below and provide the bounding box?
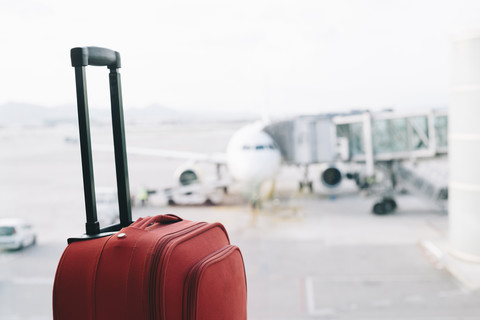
[242,144,277,151]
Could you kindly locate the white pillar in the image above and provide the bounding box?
[362,112,375,178]
[450,32,480,260]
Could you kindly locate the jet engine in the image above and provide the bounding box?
[174,165,202,186]
[320,166,342,188]
[166,164,226,206]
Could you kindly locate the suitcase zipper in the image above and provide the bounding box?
[149,222,207,319]
[184,245,236,320]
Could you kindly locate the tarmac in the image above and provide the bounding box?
[156,189,480,320]
[1,122,480,319]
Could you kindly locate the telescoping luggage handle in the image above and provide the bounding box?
[70,46,132,241]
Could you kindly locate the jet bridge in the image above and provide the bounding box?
[264,114,342,165]
[336,109,448,213]
[334,109,448,169]
[264,114,348,190]
[264,109,449,213]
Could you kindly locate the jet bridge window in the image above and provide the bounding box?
[352,123,364,156]
[372,116,430,155]
[410,116,429,150]
[435,115,448,148]
[373,118,408,154]
[337,123,365,157]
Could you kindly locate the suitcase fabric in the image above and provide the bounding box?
[52,47,247,320]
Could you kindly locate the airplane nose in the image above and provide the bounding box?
[228,152,280,184]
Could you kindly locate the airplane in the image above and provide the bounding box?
[96,121,283,208]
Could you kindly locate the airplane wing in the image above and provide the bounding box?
[94,145,228,164]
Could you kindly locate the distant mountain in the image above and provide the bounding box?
[0,102,76,126]
[125,104,187,124]
[125,104,257,124]
[0,102,257,126]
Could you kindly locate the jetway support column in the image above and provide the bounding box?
[450,32,480,260]
[362,112,375,179]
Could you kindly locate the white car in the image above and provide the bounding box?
[0,219,37,250]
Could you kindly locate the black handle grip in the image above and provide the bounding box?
[71,46,121,69]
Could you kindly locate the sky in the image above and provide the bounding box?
[2,0,480,116]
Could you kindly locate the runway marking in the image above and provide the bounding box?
[307,274,440,284]
[305,274,442,316]
[305,277,336,317]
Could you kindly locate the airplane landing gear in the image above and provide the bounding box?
[299,181,313,193]
[299,165,314,193]
[372,197,397,215]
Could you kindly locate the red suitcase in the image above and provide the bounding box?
[52,47,247,319]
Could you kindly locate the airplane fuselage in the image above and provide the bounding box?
[226,122,282,188]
